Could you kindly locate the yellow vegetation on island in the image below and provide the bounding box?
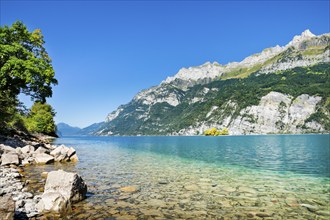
[204,127,229,136]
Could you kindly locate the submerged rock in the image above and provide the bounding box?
[222,186,236,192]
[120,186,139,193]
[158,180,169,185]
[316,210,330,216]
[256,212,274,218]
[238,186,257,194]
[41,171,48,178]
[184,184,199,191]
[301,203,319,212]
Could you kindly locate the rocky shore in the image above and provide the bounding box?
[0,166,40,218]
[0,133,86,219]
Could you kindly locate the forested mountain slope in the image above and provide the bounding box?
[95,30,330,135]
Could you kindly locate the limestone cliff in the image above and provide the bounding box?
[173,92,325,135]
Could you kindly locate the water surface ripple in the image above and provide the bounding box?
[24,134,330,219]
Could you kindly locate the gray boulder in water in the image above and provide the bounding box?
[34,153,54,164]
[37,170,87,214]
[37,192,71,213]
[50,145,78,162]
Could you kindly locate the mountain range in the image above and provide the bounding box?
[56,123,81,136]
[58,30,330,136]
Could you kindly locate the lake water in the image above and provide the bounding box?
[24,134,330,219]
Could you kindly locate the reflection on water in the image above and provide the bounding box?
[57,134,330,177]
[23,134,330,219]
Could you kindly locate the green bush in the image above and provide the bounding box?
[204,127,229,136]
[24,102,57,135]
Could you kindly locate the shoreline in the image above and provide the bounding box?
[0,131,81,219]
[0,166,40,219]
[62,132,330,138]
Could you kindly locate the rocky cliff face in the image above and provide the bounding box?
[174,92,324,135]
[97,30,330,136]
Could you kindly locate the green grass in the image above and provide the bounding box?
[220,51,284,80]
[301,45,327,56]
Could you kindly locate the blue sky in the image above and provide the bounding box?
[1,1,329,128]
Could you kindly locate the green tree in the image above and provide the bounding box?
[24,102,56,135]
[0,21,57,131]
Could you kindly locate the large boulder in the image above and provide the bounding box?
[50,145,67,156]
[67,147,76,158]
[37,192,71,213]
[37,170,87,214]
[0,195,15,220]
[50,145,78,162]
[1,153,19,166]
[21,145,35,155]
[34,153,54,164]
[50,145,69,162]
[44,170,87,203]
[0,144,16,154]
[34,146,48,154]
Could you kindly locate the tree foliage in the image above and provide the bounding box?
[0,21,57,101]
[204,127,229,136]
[24,102,56,135]
[0,21,57,133]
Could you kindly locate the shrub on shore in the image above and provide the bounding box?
[204,127,229,136]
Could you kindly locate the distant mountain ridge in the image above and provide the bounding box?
[56,123,81,136]
[56,122,104,136]
[91,30,330,135]
[79,122,104,135]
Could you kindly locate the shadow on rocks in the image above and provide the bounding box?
[14,211,29,220]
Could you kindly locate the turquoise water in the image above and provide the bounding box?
[58,134,330,177]
[25,134,330,219]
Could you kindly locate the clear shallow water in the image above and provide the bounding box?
[24,134,330,219]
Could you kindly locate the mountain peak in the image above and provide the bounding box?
[301,29,315,37]
[287,29,316,47]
